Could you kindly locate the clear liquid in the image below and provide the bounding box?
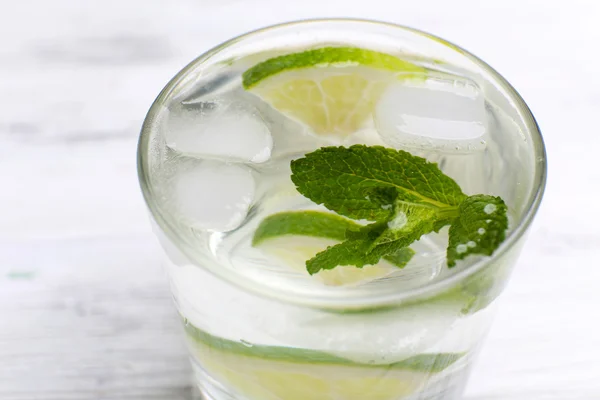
[146,48,531,400]
[152,54,526,302]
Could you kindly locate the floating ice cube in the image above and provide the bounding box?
[165,100,273,163]
[171,159,255,232]
[375,75,488,153]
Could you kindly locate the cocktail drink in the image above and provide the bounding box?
[138,20,546,400]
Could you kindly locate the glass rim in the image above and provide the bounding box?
[138,18,547,309]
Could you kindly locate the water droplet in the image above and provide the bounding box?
[480,139,487,145]
[388,212,407,230]
[484,204,497,214]
[467,241,477,248]
[456,244,468,254]
[478,228,486,235]
[240,340,253,348]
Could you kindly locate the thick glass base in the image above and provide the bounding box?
[192,356,470,400]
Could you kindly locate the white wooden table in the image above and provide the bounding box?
[2,1,599,399]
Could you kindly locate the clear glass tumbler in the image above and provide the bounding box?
[138,19,546,400]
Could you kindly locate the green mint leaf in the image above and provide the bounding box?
[447,195,508,267]
[306,236,410,275]
[306,240,373,274]
[363,186,398,215]
[344,221,387,241]
[383,247,416,268]
[290,145,466,222]
[306,201,441,274]
[252,211,414,272]
[370,202,439,248]
[305,222,416,274]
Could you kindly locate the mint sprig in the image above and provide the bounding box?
[252,211,415,270]
[290,145,508,274]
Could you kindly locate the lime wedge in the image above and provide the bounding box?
[243,47,425,136]
[252,211,414,286]
[253,211,354,244]
[185,322,462,400]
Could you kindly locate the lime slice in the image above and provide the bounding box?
[252,211,414,286]
[185,322,462,400]
[243,47,425,136]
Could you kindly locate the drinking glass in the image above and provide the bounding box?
[138,19,546,400]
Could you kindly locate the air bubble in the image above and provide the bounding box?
[484,204,497,214]
[388,212,408,230]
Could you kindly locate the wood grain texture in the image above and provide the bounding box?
[0,237,194,400]
[1,0,600,398]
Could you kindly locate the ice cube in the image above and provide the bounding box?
[170,159,255,232]
[165,100,273,163]
[375,75,488,153]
